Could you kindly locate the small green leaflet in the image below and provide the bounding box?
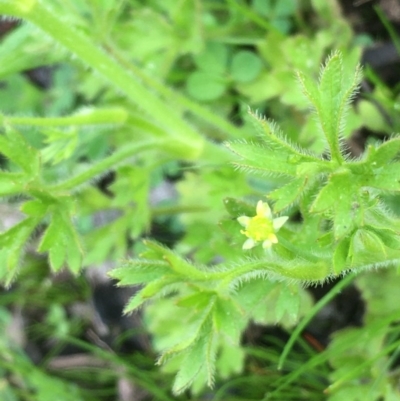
[38,205,83,274]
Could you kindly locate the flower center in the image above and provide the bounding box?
[243,215,274,241]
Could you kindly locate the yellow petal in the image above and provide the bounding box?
[273,216,289,231]
[237,216,251,227]
[243,238,256,250]
[262,239,273,249]
[256,200,272,218]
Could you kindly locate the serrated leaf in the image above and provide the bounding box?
[365,137,400,166]
[275,285,300,323]
[0,171,24,196]
[109,261,171,286]
[296,70,320,107]
[298,51,361,160]
[216,342,245,378]
[333,238,350,275]
[268,177,307,212]
[0,126,40,176]
[41,127,78,165]
[143,241,206,280]
[366,226,400,250]
[227,141,298,177]
[172,337,207,394]
[0,216,40,285]
[38,208,83,273]
[349,228,387,267]
[123,276,177,313]
[213,298,243,344]
[223,197,254,218]
[235,279,276,316]
[176,292,214,309]
[318,52,345,156]
[247,111,319,163]
[361,163,400,191]
[311,171,356,239]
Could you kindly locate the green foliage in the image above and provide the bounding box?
[1,0,400,399]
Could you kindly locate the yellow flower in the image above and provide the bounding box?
[237,200,288,250]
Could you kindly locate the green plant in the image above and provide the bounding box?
[107,50,400,394]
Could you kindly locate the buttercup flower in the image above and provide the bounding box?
[237,200,288,250]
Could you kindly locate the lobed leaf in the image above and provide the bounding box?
[213,298,244,344]
[143,240,208,280]
[360,163,400,191]
[38,207,83,273]
[333,238,351,275]
[122,276,179,314]
[0,126,40,177]
[172,326,216,395]
[365,137,400,166]
[311,171,356,239]
[0,216,40,285]
[0,171,25,196]
[223,197,254,218]
[268,177,308,212]
[227,141,298,177]
[275,284,300,323]
[109,260,172,286]
[248,110,319,162]
[318,51,361,159]
[298,51,361,161]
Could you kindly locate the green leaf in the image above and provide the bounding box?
[361,163,400,191]
[176,292,214,310]
[143,241,207,280]
[110,166,151,239]
[186,71,226,101]
[109,260,171,286]
[311,171,356,239]
[230,51,263,83]
[0,217,39,285]
[38,207,83,273]
[122,276,178,313]
[227,141,297,177]
[20,199,50,217]
[275,284,300,323]
[268,177,307,212]
[0,172,25,196]
[298,51,361,161]
[247,111,319,163]
[172,330,216,395]
[235,279,276,319]
[333,238,351,275]
[223,197,254,218]
[365,137,400,166]
[41,127,78,165]
[0,126,40,176]
[318,51,361,159]
[194,42,229,74]
[296,69,321,114]
[366,226,400,250]
[348,228,387,267]
[213,298,244,344]
[216,342,245,379]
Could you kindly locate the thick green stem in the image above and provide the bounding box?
[6,108,128,127]
[0,0,204,159]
